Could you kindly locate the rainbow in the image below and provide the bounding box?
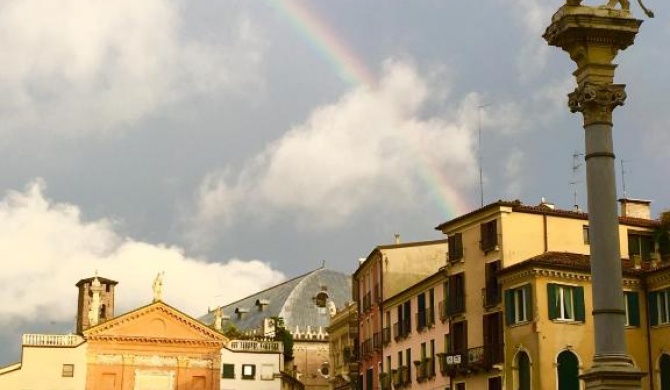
[266,0,376,86]
[265,0,472,219]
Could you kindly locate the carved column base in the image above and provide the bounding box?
[581,358,645,390]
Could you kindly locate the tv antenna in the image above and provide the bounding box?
[477,103,490,207]
[570,151,584,211]
[620,159,630,198]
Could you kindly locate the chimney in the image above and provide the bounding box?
[394,233,401,244]
[539,197,555,210]
[619,198,651,219]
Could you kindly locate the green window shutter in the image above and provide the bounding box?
[523,284,533,320]
[547,284,558,320]
[222,363,235,379]
[649,292,659,326]
[505,289,515,325]
[574,286,586,322]
[626,292,640,327]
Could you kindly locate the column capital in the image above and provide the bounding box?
[568,82,627,126]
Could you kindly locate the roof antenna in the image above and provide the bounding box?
[570,151,584,211]
[477,103,491,207]
[620,159,629,198]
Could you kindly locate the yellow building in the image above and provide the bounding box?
[434,198,670,390]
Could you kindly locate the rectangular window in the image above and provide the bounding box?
[484,261,501,307]
[62,364,74,377]
[450,321,467,354]
[583,226,590,245]
[456,382,466,390]
[448,233,464,262]
[480,220,498,252]
[405,348,412,384]
[222,364,235,379]
[649,288,670,326]
[447,273,465,315]
[242,364,256,380]
[628,232,654,262]
[624,291,640,327]
[505,284,532,325]
[547,284,585,322]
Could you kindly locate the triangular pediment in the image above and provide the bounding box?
[84,301,227,345]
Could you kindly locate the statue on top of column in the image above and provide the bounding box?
[566,0,654,17]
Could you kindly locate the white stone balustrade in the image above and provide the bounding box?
[227,340,283,353]
[22,334,84,347]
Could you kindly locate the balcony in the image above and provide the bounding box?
[437,344,504,375]
[373,332,383,351]
[227,340,283,353]
[416,308,435,331]
[393,318,411,341]
[22,334,84,347]
[382,326,391,345]
[362,338,373,357]
[446,296,465,316]
[379,372,392,390]
[413,358,435,382]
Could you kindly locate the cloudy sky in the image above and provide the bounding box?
[1,0,668,364]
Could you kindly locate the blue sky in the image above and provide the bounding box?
[0,0,668,365]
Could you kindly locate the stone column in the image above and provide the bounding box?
[543,4,645,389]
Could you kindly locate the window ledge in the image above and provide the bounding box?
[508,320,532,328]
[551,319,584,325]
[651,323,670,329]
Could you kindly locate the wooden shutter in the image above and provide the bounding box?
[574,286,586,322]
[547,284,558,320]
[505,289,515,325]
[625,292,640,327]
[523,284,533,320]
[649,291,659,326]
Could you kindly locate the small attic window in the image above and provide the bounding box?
[256,299,270,312]
[314,291,329,308]
[235,307,249,319]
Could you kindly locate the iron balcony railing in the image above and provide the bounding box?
[416,307,436,331]
[437,343,504,374]
[373,332,383,351]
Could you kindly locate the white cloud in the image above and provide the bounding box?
[500,0,558,80]
[189,61,486,244]
[0,0,265,137]
[0,179,285,325]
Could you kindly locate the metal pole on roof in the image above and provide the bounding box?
[477,103,490,207]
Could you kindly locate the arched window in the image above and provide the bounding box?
[517,351,531,390]
[557,350,579,390]
[660,353,670,390]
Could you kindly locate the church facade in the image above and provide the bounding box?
[0,275,227,390]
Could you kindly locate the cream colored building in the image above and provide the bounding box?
[383,269,448,390]
[0,334,88,390]
[220,339,284,390]
[353,239,447,390]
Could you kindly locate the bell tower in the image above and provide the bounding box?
[75,275,118,334]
